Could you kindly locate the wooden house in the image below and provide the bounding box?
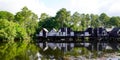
[109,27,120,37]
[48,28,57,36]
[93,27,108,37]
[57,27,74,36]
[39,28,48,37]
[84,27,94,36]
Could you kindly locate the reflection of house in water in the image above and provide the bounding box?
[38,43,74,52]
[85,27,108,50]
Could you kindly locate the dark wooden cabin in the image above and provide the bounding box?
[58,27,74,36]
[93,27,108,37]
[109,28,120,37]
[85,27,94,36]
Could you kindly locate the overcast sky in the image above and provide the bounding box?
[0,0,120,17]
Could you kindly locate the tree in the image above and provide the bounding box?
[15,23,28,41]
[80,14,87,30]
[0,19,16,41]
[55,8,71,28]
[0,30,7,41]
[15,7,38,38]
[90,14,100,28]
[85,14,91,27]
[99,13,110,27]
[39,15,57,31]
[109,17,120,27]
[0,11,14,21]
[71,12,82,31]
[39,13,49,21]
[38,13,56,30]
[0,19,28,42]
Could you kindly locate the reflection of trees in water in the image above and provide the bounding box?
[40,47,63,59]
[0,40,39,60]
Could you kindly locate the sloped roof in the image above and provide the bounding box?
[111,28,120,33]
[43,28,48,32]
[49,28,57,33]
[106,28,113,32]
[109,28,120,37]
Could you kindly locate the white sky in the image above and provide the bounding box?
[0,0,120,17]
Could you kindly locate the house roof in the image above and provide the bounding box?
[106,28,113,32]
[43,28,48,32]
[111,28,120,33]
[109,27,120,37]
[49,28,57,32]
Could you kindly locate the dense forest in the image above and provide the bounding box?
[0,6,120,59]
[39,8,120,31]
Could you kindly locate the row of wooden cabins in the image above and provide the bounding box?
[36,27,120,42]
[38,28,74,37]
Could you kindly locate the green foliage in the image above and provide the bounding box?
[0,7,39,59]
[0,6,120,59]
[40,47,63,59]
[90,14,100,28]
[38,8,120,32]
[0,19,28,42]
[15,6,38,38]
[109,16,120,27]
[0,40,39,60]
[15,23,28,40]
[69,48,81,57]
[0,19,16,41]
[99,13,110,27]
[65,47,90,57]
[39,17,57,31]
[71,12,82,31]
[0,11,14,21]
[55,8,71,28]
[0,30,7,41]
[39,13,49,21]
